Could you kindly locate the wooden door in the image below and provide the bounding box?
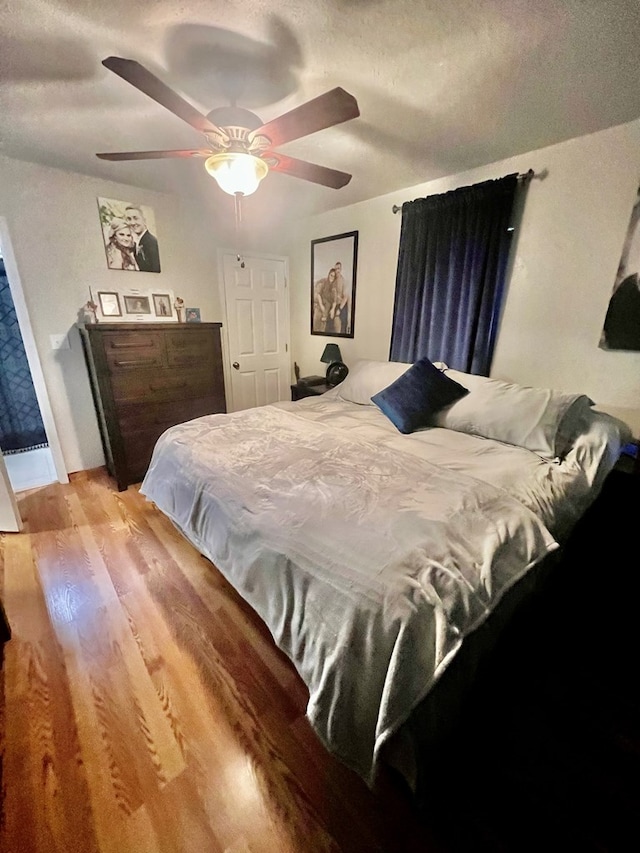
[221,253,291,411]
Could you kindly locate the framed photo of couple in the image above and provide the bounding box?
[97,197,161,273]
[599,183,640,352]
[311,231,358,338]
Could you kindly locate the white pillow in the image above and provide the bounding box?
[335,359,412,405]
[433,369,594,459]
[336,359,450,405]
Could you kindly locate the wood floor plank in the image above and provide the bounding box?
[63,490,187,785]
[1,531,101,853]
[59,620,161,853]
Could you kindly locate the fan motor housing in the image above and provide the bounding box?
[206,106,263,131]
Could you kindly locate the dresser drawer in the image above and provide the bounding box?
[111,368,215,403]
[165,329,217,368]
[103,331,165,371]
[121,430,163,484]
[116,397,224,432]
[120,394,228,483]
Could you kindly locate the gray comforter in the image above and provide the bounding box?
[141,399,585,783]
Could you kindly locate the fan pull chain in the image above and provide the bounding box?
[234,193,245,269]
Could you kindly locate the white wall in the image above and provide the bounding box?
[286,119,640,432]
[0,155,223,473]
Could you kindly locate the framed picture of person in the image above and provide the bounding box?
[310,231,358,338]
[123,294,152,315]
[153,293,172,318]
[600,185,640,351]
[97,197,161,273]
[97,291,122,317]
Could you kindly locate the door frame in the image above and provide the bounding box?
[0,216,68,484]
[216,248,291,412]
[0,449,22,531]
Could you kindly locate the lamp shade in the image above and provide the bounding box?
[320,343,342,364]
[205,152,269,196]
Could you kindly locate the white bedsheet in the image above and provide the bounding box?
[140,396,626,784]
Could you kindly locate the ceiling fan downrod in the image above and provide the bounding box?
[234,193,245,268]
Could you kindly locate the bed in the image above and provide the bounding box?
[140,359,630,793]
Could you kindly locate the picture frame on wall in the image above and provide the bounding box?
[600,184,640,351]
[97,197,161,273]
[311,231,358,338]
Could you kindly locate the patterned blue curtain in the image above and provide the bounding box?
[0,257,48,453]
[389,174,519,375]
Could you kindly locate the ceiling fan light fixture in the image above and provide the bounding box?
[205,152,268,196]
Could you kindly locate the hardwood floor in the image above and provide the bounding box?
[0,468,439,853]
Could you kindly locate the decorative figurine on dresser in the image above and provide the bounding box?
[79,323,226,490]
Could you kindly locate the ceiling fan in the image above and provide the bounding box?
[96,57,360,197]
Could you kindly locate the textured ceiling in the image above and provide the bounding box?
[2,0,640,225]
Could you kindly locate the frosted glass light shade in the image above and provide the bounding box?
[205,152,269,196]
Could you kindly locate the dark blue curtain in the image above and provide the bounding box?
[389,174,519,375]
[0,258,47,453]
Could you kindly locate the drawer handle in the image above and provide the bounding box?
[109,341,154,350]
[115,359,157,367]
[149,381,188,391]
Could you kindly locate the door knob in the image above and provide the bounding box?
[232,362,240,370]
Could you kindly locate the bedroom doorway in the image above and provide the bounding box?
[0,217,68,492]
[219,252,291,411]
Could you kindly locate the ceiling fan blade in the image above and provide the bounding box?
[97,149,211,161]
[102,56,221,135]
[251,87,359,148]
[267,152,352,189]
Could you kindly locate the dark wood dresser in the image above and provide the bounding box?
[80,323,226,490]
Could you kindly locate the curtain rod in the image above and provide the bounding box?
[391,169,537,214]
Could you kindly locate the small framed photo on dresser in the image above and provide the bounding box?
[123,294,152,315]
[97,291,122,317]
[152,293,173,318]
[185,307,201,323]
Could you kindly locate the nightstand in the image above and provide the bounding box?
[291,382,332,401]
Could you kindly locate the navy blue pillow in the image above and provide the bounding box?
[371,358,469,434]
